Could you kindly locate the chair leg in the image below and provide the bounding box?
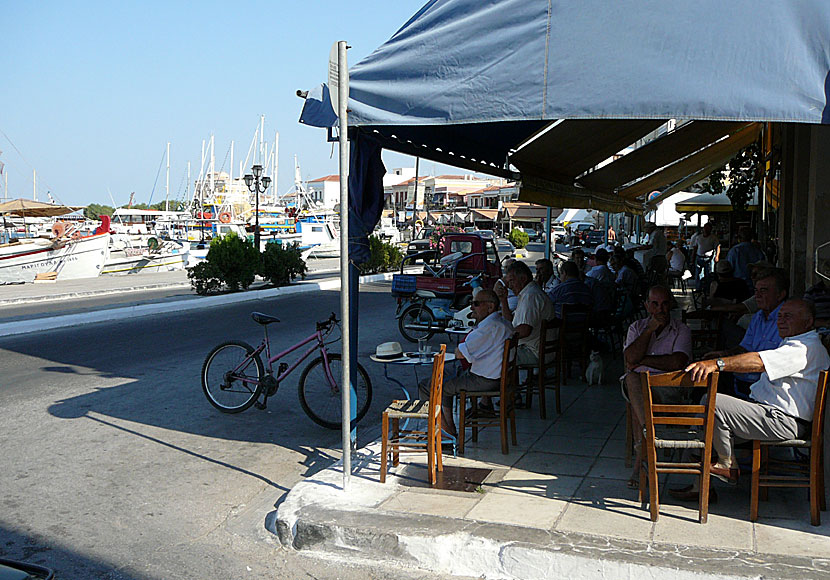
[624,404,633,468]
[820,448,827,511]
[427,425,435,486]
[510,407,517,445]
[471,395,480,442]
[392,418,400,467]
[750,441,761,522]
[436,421,443,473]
[810,444,821,526]
[760,447,769,501]
[380,412,389,483]
[537,366,547,419]
[499,407,509,455]
[458,392,467,456]
[647,443,659,521]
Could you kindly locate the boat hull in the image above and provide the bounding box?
[0,233,110,283]
[101,249,188,275]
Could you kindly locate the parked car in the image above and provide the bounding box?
[550,225,567,243]
[569,222,596,245]
[496,239,527,259]
[583,230,606,248]
[405,228,435,257]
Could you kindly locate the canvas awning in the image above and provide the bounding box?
[675,190,759,213]
[471,209,498,221]
[0,199,84,218]
[502,203,549,222]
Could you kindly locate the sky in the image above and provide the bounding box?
[0,0,465,208]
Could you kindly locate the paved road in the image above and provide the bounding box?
[0,281,465,579]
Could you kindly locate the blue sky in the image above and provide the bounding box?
[0,1,460,207]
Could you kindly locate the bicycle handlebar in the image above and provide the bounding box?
[317,312,339,332]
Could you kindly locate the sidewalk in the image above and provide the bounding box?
[274,374,830,580]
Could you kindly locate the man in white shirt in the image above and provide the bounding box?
[692,222,721,285]
[495,260,554,366]
[418,289,513,437]
[684,299,830,485]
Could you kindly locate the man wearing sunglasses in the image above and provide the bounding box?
[419,289,513,437]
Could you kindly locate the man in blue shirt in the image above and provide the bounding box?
[727,227,766,292]
[547,261,593,317]
[703,268,788,396]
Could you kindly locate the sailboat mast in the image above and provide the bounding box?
[229,140,234,213]
[165,142,170,212]
[259,115,265,166]
[278,131,280,200]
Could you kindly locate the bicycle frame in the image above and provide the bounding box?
[233,327,337,391]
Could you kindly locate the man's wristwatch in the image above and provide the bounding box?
[716,358,726,372]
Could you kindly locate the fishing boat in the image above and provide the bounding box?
[101,237,189,275]
[0,199,110,283]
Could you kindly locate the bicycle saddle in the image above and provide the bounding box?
[251,312,280,325]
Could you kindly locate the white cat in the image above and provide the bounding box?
[585,350,604,386]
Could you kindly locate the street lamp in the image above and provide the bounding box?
[244,164,271,250]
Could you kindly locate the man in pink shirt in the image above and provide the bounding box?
[623,285,693,486]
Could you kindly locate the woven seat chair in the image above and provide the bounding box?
[380,344,447,485]
[639,370,719,523]
[458,336,518,455]
[751,370,829,526]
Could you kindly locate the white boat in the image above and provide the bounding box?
[0,231,110,283]
[101,239,189,275]
[0,200,111,283]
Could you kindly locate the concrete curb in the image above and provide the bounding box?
[273,442,830,580]
[0,272,395,338]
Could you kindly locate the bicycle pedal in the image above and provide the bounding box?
[254,400,267,410]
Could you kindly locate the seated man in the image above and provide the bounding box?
[586,248,615,285]
[704,268,788,396]
[623,285,692,487]
[546,260,593,317]
[681,299,829,490]
[534,257,558,294]
[418,289,513,437]
[495,260,554,367]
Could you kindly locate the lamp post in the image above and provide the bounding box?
[243,164,271,251]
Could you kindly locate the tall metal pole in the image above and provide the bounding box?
[165,142,170,212]
[336,40,351,489]
[545,207,552,260]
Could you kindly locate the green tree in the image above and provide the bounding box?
[84,203,115,219]
[508,228,529,249]
[703,142,762,211]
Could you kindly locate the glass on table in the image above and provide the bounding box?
[418,338,432,363]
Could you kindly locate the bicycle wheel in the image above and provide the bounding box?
[398,304,435,343]
[202,340,265,413]
[298,354,373,429]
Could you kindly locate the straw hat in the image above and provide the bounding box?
[375,342,404,360]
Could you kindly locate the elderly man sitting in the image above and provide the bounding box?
[672,299,830,499]
[495,260,554,367]
[623,285,692,487]
[704,268,788,396]
[418,289,514,437]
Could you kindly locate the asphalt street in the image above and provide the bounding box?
[0,281,472,579]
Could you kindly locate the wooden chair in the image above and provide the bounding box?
[518,318,558,419]
[380,344,447,485]
[458,336,518,455]
[639,370,719,523]
[558,303,592,387]
[681,309,725,360]
[751,370,829,526]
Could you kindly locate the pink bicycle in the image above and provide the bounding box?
[201,312,372,429]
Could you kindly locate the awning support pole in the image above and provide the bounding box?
[545,207,552,260]
[336,40,351,491]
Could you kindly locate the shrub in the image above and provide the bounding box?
[187,260,223,295]
[508,227,529,249]
[259,241,308,286]
[357,235,404,274]
[188,232,259,294]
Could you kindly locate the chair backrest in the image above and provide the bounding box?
[500,335,519,401]
[428,344,448,421]
[640,370,719,440]
[811,370,829,444]
[681,310,725,354]
[559,303,592,356]
[538,318,559,369]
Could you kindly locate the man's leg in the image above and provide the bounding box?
[624,372,646,482]
[442,373,500,436]
[712,394,802,472]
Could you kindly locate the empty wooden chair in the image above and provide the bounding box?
[751,370,829,526]
[458,336,518,455]
[639,370,719,523]
[380,344,447,485]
